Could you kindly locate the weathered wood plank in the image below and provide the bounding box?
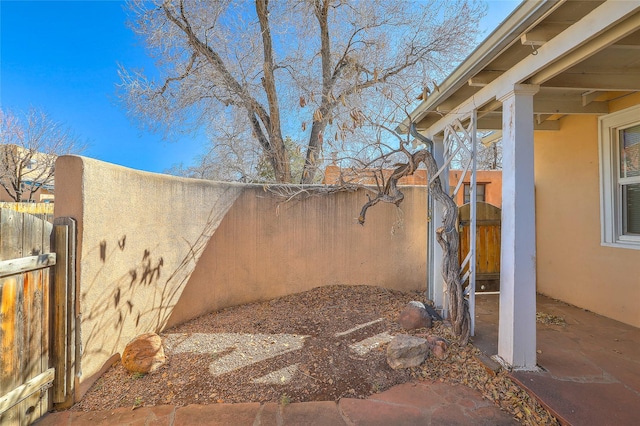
[62,219,77,404]
[0,254,56,279]
[0,209,56,423]
[22,213,42,256]
[0,277,20,425]
[65,233,76,404]
[40,270,52,415]
[13,274,24,426]
[52,225,69,404]
[20,272,33,426]
[22,270,45,423]
[0,368,54,414]
[0,209,24,260]
[0,401,19,425]
[51,218,77,409]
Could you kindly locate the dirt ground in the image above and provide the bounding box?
[71,285,558,425]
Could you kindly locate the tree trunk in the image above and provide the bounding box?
[301,0,332,185]
[358,148,470,344]
[255,0,291,183]
[302,119,327,184]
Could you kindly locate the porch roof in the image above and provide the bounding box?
[401,0,640,136]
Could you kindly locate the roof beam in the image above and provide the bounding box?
[529,11,640,85]
[476,119,502,130]
[423,1,640,138]
[536,114,553,124]
[481,130,502,146]
[536,120,562,131]
[520,23,571,46]
[438,98,502,114]
[608,44,640,50]
[544,72,640,91]
[468,71,504,87]
[582,90,602,106]
[521,31,548,47]
[476,117,561,131]
[534,98,609,114]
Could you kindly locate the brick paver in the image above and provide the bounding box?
[35,381,517,425]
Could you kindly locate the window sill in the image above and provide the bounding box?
[601,241,640,251]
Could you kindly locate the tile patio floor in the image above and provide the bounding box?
[474,293,640,426]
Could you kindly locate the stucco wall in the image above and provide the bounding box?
[54,155,427,399]
[168,186,427,327]
[534,98,640,328]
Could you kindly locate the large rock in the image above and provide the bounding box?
[386,334,429,369]
[122,332,166,374]
[398,301,432,330]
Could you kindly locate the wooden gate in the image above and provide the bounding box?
[0,209,77,425]
[459,202,501,292]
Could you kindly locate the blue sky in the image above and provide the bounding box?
[1,0,520,174]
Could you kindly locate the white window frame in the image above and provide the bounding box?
[599,104,640,249]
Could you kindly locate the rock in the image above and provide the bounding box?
[386,334,429,369]
[426,335,449,360]
[431,344,447,360]
[398,301,432,330]
[425,335,448,348]
[122,333,166,374]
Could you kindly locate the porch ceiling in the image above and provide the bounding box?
[410,0,640,133]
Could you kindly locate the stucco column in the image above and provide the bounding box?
[497,84,539,370]
[430,135,447,313]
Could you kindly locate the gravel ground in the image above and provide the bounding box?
[71,285,558,425]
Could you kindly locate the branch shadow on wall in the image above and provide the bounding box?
[80,192,237,365]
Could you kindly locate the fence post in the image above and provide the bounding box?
[51,217,77,409]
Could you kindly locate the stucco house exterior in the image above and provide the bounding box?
[402,0,640,370]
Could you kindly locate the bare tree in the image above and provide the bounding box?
[480,137,502,170]
[355,123,470,344]
[0,108,87,202]
[448,131,502,171]
[119,0,485,184]
[165,129,262,182]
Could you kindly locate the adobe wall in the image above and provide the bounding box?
[54,155,427,399]
[323,165,503,207]
[534,94,640,328]
[449,170,503,207]
[167,185,427,327]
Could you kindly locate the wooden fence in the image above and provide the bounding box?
[459,202,502,292]
[0,203,54,223]
[0,209,77,425]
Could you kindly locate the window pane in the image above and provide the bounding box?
[476,184,486,202]
[462,183,485,203]
[623,183,640,235]
[620,124,640,179]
